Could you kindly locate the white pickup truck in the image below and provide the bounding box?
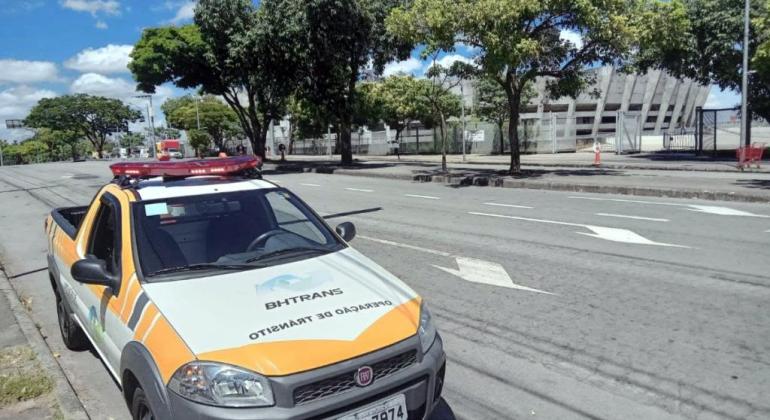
[45,156,445,420]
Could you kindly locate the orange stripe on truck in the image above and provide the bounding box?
[197,297,421,377]
[132,304,159,340]
[143,316,196,383]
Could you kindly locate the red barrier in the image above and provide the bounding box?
[737,143,766,170]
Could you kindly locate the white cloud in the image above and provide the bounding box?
[168,1,195,24]
[0,59,59,84]
[705,87,740,109]
[560,29,584,49]
[0,85,57,120]
[383,58,423,77]
[70,73,139,98]
[434,54,473,69]
[95,20,108,29]
[60,0,120,16]
[65,45,133,74]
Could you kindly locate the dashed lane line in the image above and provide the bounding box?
[483,202,533,209]
[405,194,440,200]
[595,213,670,222]
[300,183,321,187]
[345,188,374,193]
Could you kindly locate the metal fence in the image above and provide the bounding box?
[695,106,770,156]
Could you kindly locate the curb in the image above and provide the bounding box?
[271,165,770,203]
[360,156,768,174]
[0,268,89,420]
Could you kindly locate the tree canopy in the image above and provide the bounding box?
[162,95,238,149]
[388,0,638,173]
[24,94,142,158]
[366,76,433,142]
[636,0,770,121]
[129,0,299,158]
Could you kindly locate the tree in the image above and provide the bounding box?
[130,0,299,159]
[415,63,465,171]
[188,129,212,157]
[476,76,535,154]
[120,133,146,150]
[388,0,637,174]
[162,95,238,149]
[367,76,433,146]
[24,94,142,159]
[283,0,413,165]
[636,0,770,122]
[155,126,181,140]
[30,128,81,161]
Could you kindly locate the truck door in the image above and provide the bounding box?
[80,192,125,372]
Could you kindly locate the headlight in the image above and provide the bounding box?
[168,362,274,407]
[418,301,437,353]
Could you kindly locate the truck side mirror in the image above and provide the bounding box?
[335,222,356,242]
[71,257,118,290]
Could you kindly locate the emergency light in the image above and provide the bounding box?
[110,156,261,179]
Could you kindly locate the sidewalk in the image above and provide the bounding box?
[0,268,87,420]
[267,157,770,203]
[276,152,770,173]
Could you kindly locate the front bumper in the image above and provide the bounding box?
[168,334,446,420]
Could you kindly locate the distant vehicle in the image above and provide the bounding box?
[156,139,182,160]
[45,157,444,420]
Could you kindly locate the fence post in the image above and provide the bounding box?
[551,112,556,154]
[713,110,718,157]
[696,106,703,155]
[617,111,623,154]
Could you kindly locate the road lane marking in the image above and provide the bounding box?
[570,195,770,218]
[468,212,690,248]
[595,213,669,222]
[345,188,374,193]
[405,194,440,200]
[358,235,451,257]
[433,257,554,294]
[300,183,321,187]
[483,202,533,209]
[358,235,553,294]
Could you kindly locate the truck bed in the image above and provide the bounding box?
[52,206,89,239]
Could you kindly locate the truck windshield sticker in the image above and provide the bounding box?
[144,202,168,216]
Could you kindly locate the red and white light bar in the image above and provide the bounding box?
[110,156,261,179]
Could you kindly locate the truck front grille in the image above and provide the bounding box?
[293,350,417,405]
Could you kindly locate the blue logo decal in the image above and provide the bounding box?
[258,272,331,293]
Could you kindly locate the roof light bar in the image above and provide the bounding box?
[110,156,261,179]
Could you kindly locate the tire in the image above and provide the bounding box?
[131,387,156,420]
[55,291,89,351]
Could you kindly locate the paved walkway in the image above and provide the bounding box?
[272,152,769,173]
[267,157,770,203]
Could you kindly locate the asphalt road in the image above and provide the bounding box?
[1,161,769,420]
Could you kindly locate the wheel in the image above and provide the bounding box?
[131,387,155,420]
[55,292,89,351]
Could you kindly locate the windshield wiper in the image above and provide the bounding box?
[245,247,330,264]
[147,263,255,277]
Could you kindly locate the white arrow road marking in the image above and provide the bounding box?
[686,205,770,218]
[433,257,554,294]
[484,202,534,209]
[468,212,690,248]
[358,235,553,294]
[345,188,374,193]
[405,194,440,200]
[570,195,770,218]
[577,226,689,248]
[595,213,669,222]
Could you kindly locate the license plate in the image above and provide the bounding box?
[336,394,407,420]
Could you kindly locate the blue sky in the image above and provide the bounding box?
[0,0,738,142]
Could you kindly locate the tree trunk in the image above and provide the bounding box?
[506,89,522,174]
[259,122,270,159]
[340,119,352,165]
[498,122,505,155]
[70,143,78,162]
[439,112,447,172]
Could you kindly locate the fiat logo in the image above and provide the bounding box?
[355,366,374,387]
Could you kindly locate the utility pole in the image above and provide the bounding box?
[327,125,332,157]
[461,81,466,162]
[740,0,750,147]
[195,96,201,130]
[135,95,156,157]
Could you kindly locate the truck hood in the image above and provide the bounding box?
[142,248,421,376]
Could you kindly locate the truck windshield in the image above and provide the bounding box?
[132,189,344,280]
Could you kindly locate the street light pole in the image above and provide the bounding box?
[461,81,466,162]
[195,98,201,130]
[135,95,156,157]
[740,0,750,147]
